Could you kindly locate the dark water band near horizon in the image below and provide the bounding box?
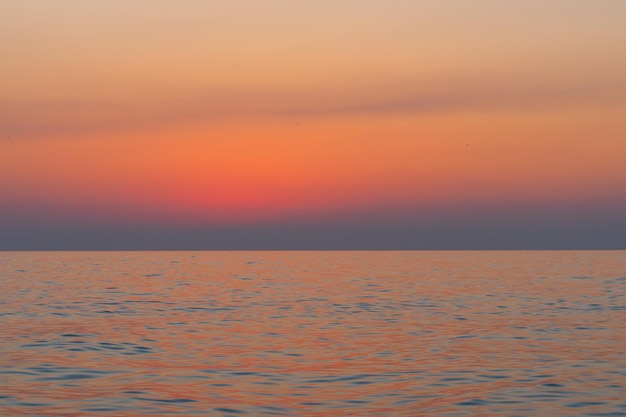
[1,250,625,416]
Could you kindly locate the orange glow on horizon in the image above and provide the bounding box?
[1,1,625,233]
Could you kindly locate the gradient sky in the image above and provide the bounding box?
[1,1,626,250]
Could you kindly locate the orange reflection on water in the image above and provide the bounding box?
[1,251,626,416]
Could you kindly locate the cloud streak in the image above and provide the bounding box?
[2,75,624,140]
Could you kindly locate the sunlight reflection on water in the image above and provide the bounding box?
[1,250,626,416]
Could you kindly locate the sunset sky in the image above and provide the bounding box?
[1,1,626,250]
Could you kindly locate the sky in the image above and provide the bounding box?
[1,1,626,250]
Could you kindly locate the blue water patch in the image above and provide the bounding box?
[214,407,245,414]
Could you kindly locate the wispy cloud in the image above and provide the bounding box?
[1,76,624,140]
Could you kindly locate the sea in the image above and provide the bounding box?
[1,250,625,416]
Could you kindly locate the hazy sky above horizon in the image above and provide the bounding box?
[2,1,626,250]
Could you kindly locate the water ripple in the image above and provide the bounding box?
[1,250,626,416]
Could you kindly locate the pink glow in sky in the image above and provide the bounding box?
[1,1,625,249]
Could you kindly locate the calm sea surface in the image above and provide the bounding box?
[1,251,625,416]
